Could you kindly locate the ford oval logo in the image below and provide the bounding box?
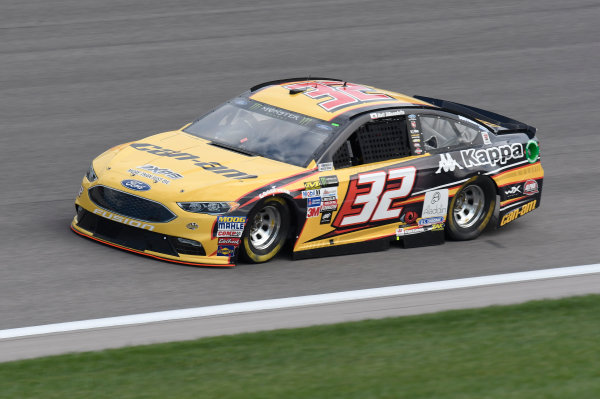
[121,179,151,191]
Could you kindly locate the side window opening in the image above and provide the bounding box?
[420,115,480,151]
[332,117,410,169]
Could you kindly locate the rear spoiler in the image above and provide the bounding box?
[414,95,536,138]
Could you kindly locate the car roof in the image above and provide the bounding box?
[247,78,436,121]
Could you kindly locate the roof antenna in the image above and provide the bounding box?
[342,81,347,88]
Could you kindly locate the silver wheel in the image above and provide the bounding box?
[453,184,485,229]
[249,205,281,250]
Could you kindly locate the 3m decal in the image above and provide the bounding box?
[307,206,321,218]
[283,81,393,112]
[501,200,537,226]
[333,167,416,228]
[129,143,257,179]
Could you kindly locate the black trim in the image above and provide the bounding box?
[292,237,390,260]
[76,209,206,257]
[414,95,536,138]
[250,77,343,92]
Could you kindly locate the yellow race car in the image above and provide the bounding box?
[72,78,543,267]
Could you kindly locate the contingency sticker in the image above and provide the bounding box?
[422,189,449,219]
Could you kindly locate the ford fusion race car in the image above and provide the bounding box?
[72,78,543,267]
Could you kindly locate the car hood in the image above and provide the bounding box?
[95,131,306,201]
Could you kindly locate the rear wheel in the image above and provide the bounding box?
[446,177,496,240]
[241,197,290,263]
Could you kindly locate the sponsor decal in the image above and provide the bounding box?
[319,175,339,187]
[129,143,257,180]
[504,185,522,196]
[410,120,417,129]
[218,238,240,246]
[93,208,155,231]
[302,189,321,198]
[259,187,291,199]
[283,81,394,112]
[523,179,539,195]
[307,197,322,207]
[304,180,321,190]
[320,187,338,198]
[186,222,198,230]
[461,143,524,168]
[396,226,425,237]
[233,98,248,106]
[481,131,492,145]
[423,189,449,218]
[217,216,246,231]
[408,114,416,120]
[307,206,321,218]
[402,210,419,224]
[137,164,182,179]
[435,153,463,174]
[217,230,243,237]
[121,179,151,191]
[316,123,333,131]
[415,148,423,154]
[217,245,236,257]
[128,164,182,185]
[418,216,444,226]
[320,211,333,224]
[321,199,338,211]
[370,110,405,119]
[318,162,334,172]
[431,223,444,231]
[500,200,537,226]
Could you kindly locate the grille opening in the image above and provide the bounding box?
[88,186,176,223]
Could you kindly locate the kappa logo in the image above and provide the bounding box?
[435,154,463,174]
[461,143,524,168]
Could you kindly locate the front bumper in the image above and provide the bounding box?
[72,182,236,267]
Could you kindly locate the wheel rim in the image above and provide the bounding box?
[249,205,281,250]
[453,184,485,229]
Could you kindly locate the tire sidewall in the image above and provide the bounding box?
[242,197,290,263]
[446,177,496,241]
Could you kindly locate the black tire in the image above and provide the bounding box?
[446,177,496,241]
[241,197,290,263]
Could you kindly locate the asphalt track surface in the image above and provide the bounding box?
[1,0,599,331]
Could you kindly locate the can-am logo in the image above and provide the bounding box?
[121,179,151,191]
[461,143,524,168]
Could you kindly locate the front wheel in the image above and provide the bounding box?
[241,197,290,263]
[446,177,496,241]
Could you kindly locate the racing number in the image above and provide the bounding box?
[337,167,416,227]
[283,81,392,112]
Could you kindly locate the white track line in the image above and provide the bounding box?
[2,264,599,340]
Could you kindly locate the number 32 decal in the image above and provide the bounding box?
[333,167,416,228]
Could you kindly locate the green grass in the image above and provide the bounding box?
[2,295,600,399]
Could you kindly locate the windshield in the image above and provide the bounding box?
[184,99,338,167]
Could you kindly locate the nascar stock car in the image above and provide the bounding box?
[72,77,543,267]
